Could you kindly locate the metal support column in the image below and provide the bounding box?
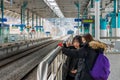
[21,2,27,24]
[38,16,39,26]
[118,0,120,37]
[91,0,95,37]
[116,0,120,37]
[0,0,4,26]
[36,15,38,26]
[100,17,107,37]
[31,13,35,38]
[27,9,29,26]
[81,24,84,34]
[36,15,38,38]
[21,1,27,32]
[78,4,81,33]
[100,1,107,37]
[111,0,117,37]
[84,9,89,34]
[39,18,42,26]
[74,1,80,34]
[89,23,92,35]
[32,13,34,28]
[10,0,13,6]
[88,1,93,35]
[0,0,4,43]
[27,9,30,31]
[41,18,44,26]
[39,18,41,37]
[95,0,100,40]
[117,12,120,37]
[26,9,30,39]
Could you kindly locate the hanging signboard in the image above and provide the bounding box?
[0,18,7,22]
[74,18,82,22]
[82,19,94,23]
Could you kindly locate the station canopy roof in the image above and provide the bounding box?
[1,0,113,18]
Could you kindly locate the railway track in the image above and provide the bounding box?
[0,40,53,67]
[0,40,61,80]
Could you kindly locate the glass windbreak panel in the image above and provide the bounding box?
[0,27,2,36]
[0,27,2,43]
[0,24,10,43]
[3,26,9,43]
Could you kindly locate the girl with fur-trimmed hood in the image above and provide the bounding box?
[61,33,107,80]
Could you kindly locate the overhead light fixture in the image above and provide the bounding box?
[4,0,10,3]
[50,2,57,6]
[54,7,59,9]
[44,0,64,18]
[47,0,54,1]
[4,0,13,6]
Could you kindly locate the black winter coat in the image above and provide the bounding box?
[62,44,99,80]
[62,46,79,80]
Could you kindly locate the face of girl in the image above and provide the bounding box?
[82,37,86,43]
[73,39,80,49]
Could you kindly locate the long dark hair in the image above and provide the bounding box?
[72,35,82,46]
[82,33,94,43]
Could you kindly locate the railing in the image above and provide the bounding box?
[100,37,120,40]
[37,46,66,80]
[99,37,120,52]
[37,35,73,80]
[0,37,51,54]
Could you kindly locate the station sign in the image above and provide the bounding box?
[74,18,82,22]
[0,23,9,27]
[83,23,90,27]
[35,26,39,31]
[26,26,31,28]
[74,26,79,28]
[82,19,94,23]
[39,26,43,28]
[0,18,7,22]
[12,24,26,27]
[67,30,74,34]
[12,26,18,29]
[46,31,50,34]
[12,24,26,31]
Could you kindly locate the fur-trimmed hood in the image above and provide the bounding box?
[89,41,107,51]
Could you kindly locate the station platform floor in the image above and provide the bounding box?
[107,53,120,80]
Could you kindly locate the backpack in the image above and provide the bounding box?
[89,52,110,80]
